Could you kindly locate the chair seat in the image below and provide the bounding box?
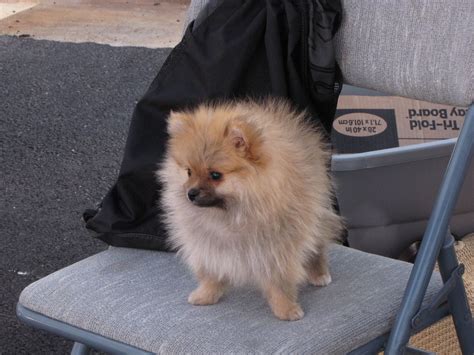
[18,245,443,354]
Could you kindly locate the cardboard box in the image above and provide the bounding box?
[332,96,467,154]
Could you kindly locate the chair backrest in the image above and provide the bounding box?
[335,0,473,107]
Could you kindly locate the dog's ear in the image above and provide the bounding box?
[167,110,189,136]
[226,118,264,163]
[228,125,248,152]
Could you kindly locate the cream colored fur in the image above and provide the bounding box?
[157,99,344,320]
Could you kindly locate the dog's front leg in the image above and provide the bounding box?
[188,272,228,306]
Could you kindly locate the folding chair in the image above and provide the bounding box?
[17,0,473,353]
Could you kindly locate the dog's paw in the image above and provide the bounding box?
[308,273,332,287]
[273,303,305,321]
[188,288,222,306]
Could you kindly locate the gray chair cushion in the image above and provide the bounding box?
[19,245,442,354]
[335,0,473,106]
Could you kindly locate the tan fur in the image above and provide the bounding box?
[157,99,344,321]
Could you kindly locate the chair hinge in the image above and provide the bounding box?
[411,264,465,330]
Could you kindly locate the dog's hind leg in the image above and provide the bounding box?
[305,250,332,287]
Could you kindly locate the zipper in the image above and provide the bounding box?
[299,0,311,92]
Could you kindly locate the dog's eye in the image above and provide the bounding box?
[209,171,222,181]
[187,168,192,177]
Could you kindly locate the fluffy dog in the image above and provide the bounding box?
[157,99,343,321]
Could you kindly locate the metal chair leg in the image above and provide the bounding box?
[385,104,474,354]
[71,342,90,355]
[438,234,474,354]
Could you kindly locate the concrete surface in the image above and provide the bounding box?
[0,2,36,20]
[1,35,171,354]
[0,1,188,47]
[2,0,189,3]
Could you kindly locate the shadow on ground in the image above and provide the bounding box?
[1,36,171,353]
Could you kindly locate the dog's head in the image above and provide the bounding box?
[165,103,267,209]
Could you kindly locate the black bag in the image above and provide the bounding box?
[83,0,342,251]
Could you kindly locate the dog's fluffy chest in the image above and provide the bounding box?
[173,217,273,286]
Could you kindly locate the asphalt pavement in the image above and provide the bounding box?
[0,35,171,354]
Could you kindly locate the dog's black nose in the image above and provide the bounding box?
[187,188,200,202]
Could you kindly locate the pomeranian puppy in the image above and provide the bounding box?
[157,99,343,321]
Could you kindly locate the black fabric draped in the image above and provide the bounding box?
[83,0,342,250]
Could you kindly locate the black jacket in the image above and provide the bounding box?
[83,0,342,250]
